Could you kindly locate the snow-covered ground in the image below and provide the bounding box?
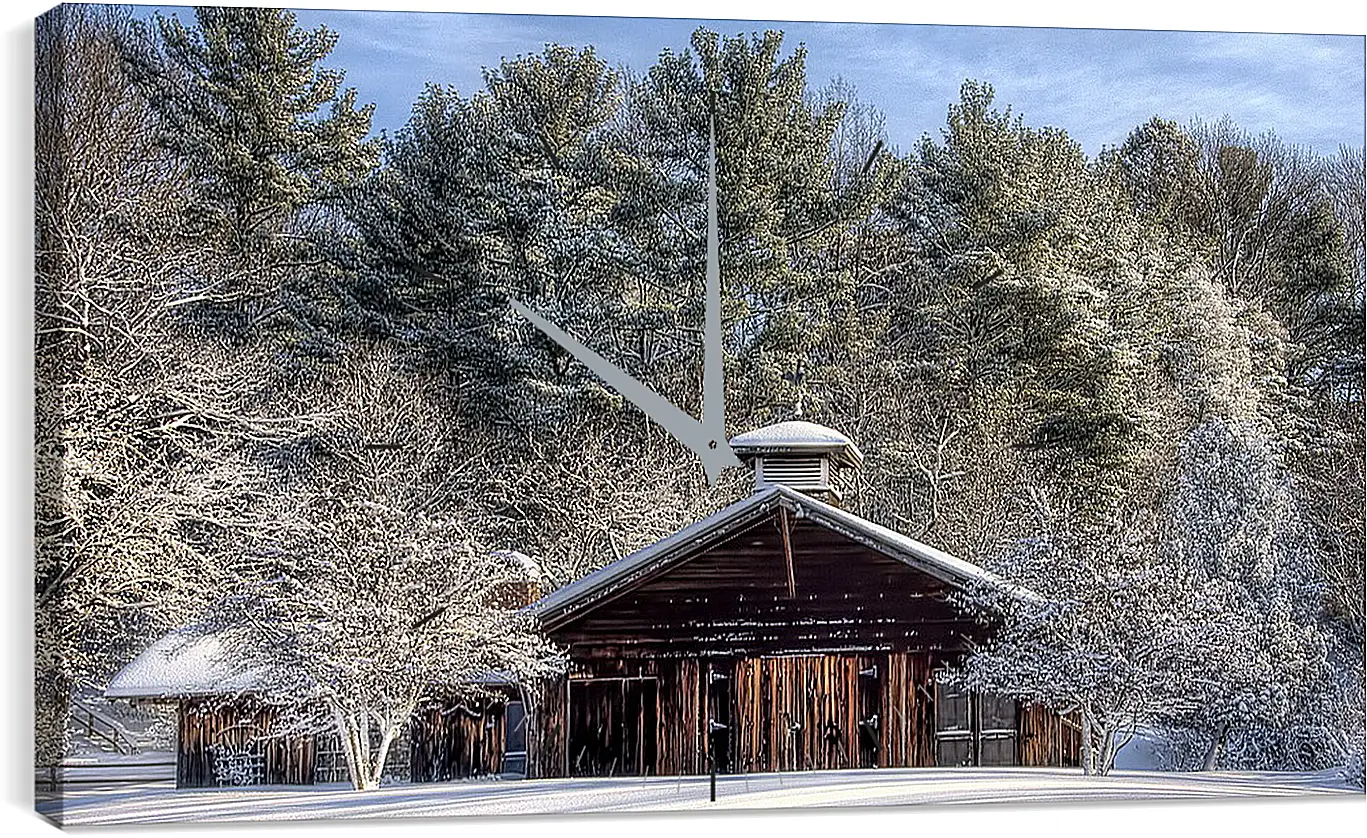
[38,767,1359,826]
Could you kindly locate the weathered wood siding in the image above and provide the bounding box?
[530,660,707,778]
[532,504,1078,777]
[528,676,569,779]
[657,659,706,776]
[1018,703,1083,767]
[528,652,945,778]
[409,697,506,782]
[176,699,314,788]
[879,652,938,768]
[179,697,509,787]
[735,654,865,772]
[546,515,985,658]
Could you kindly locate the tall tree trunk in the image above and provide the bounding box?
[331,706,363,791]
[1099,726,1118,776]
[1201,722,1229,771]
[365,721,402,790]
[1081,709,1095,776]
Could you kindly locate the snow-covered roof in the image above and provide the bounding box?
[105,627,265,700]
[465,669,519,686]
[490,549,541,581]
[107,631,523,701]
[729,420,864,468]
[530,484,1024,628]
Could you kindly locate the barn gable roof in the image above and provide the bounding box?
[530,484,1023,630]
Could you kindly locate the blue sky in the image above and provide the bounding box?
[140,5,1365,157]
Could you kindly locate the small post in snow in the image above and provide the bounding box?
[707,717,727,802]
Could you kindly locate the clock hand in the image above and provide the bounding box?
[509,117,741,486]
[702,117,726,451]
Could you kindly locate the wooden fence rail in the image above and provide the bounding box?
[34,761,177,791]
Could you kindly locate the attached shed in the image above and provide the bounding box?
[524,421,1080,778]
[105,552,542,788]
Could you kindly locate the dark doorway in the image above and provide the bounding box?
[707,662,734,774]
[856,656,882,768]
[502,700,527,776]
[568,678,658,777]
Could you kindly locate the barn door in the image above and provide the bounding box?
[567,678,659,777]
[977,693,1018,766]
[934,684,1018,767]
[706,661,734,774]
[623,679,659,775]
[856,655,882,768]
[934,683,975,766]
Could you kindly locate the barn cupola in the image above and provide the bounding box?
[728,420,864,504]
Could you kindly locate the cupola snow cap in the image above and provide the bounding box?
[728,420,864,470]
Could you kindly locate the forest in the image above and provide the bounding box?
[34,5,1365,784]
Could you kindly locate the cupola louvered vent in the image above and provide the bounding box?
[758,457,825,488]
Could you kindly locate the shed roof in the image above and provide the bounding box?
[106,627,523,701]
[105,627,265,700]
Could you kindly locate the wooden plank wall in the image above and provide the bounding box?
[177,699,315,788]
[529,653,942,778]
[732,653,937,773]
[527,676,569,779]
[735,654,860,772]
[1018,703,1083,767]
[657,659,705,776]
[879,652,937,768]
[549,518,983,658]
[409,698,506,782]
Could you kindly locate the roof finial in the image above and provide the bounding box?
[782,358,807,421]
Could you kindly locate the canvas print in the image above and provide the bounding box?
[32,2,1365,827]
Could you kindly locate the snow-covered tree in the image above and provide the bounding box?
[211,507,561,791]
[123,6,377,254]
[203,344,564,791]
[1158,418,1333,770]
[946,495,1206,776]
[34,4,300,761]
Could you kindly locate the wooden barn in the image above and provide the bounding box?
[521,421,1080,778]
[106,421,1078,788]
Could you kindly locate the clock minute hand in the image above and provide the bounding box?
[702,117,726,459]
[508,298,741,485]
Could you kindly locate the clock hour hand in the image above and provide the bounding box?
[508,297,741,485]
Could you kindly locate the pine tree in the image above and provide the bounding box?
[124,7,378,256]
